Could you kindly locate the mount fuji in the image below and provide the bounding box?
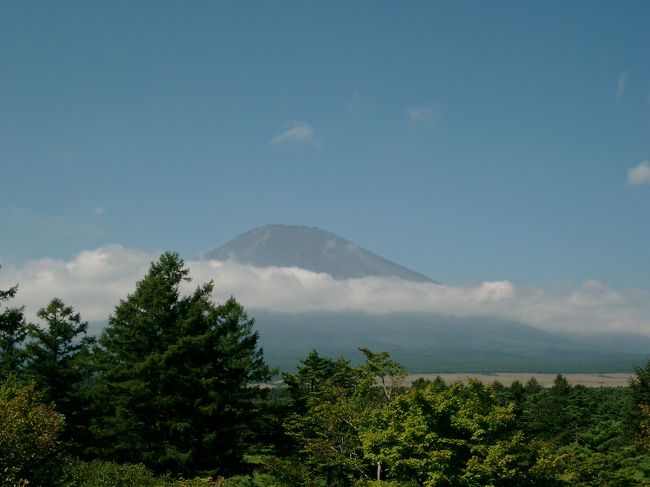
[204,224,435,283]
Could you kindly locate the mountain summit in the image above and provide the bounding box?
[203,224,436,283]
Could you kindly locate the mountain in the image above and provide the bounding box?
[200,225,648,374]
[203,224,436,283]
[252,310,648,373]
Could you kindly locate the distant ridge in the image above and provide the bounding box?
[203,224,436,283]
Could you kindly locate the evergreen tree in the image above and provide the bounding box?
[89,252,269,477]
[0,274,27,378]
[626,360,650,439]
[522,375,574,444]
[283,350,352,413]
[630,361,650,408]
[24,298,95,453]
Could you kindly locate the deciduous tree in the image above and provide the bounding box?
[0,376,64,486]
[284,349,406,485]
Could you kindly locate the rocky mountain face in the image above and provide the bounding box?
[204,224,436,283]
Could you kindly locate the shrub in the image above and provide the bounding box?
[63,459,158,487]
[0,377,64,487]
[165,477,225,487]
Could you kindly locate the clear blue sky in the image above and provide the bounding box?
[2,1,649,288]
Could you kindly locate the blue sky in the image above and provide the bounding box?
[2,0,649,291]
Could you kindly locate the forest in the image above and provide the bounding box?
[2,252,650,486]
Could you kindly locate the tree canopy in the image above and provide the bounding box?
[89,252,270,477]
[0,275,27,379]
[2,258,650,485]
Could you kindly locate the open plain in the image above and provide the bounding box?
[405,372,633,388]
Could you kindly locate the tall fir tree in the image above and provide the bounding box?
[89,252,270,477]
[0,274,27,379]
[24,298,95,453]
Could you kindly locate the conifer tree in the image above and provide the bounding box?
[283,350,352,413]
[24,298,95,453]
[89,252,269,477]
[0,274,27,379]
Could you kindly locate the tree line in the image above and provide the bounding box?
[1,252,650,486]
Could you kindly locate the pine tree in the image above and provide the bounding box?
[24,298,95,453]
[89,252,270,477]
[0,274,27,379]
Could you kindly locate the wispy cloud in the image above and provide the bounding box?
[627,161,650,186]
[2,246,650,335]
[344,90,364,113]
[271,121,319,147]
[93,206,106,216]
[616,71,628,101]
[407,102,440,124]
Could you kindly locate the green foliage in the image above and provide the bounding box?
[221,476,256,487]
[521,375,577,444]
[353,481,416,487]
[262,456,321,486]
[283,350,351,413]
[284,358,365,483]
[514,375,650,486]
[249,386,294,456]
[24,298,96,453]
[631,362,650,407]
[62,458,159,487]
[6,254,650,486]
[61,458,275,487]
[550,444,650,486]
[0,376,64,487]
[628,361,650,442]
[170,479,225,487]
[283,348,406,484]
[25,298,95,401]
[281,361,601,485]
[361,379,550,486]
[89,252,270,477]
[0,276,27,379]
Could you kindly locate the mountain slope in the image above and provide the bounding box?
[252,310,648,373]
[204,224,436,283]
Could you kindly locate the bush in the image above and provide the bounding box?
[63,459,235,487]
[0,377,64,487]
[63,459,158,487]
[166,478,225,487]
[354,482,418,487]
[221,477,255,487]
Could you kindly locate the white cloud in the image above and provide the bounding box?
[628,161,650,186]
[93,206,106,216]
[0,246,156,322]
[407,103,440,124]
[271,121,318,147]
[2,246,650,336]
[616,71,628,101]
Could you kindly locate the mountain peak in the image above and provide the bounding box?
[203,224,436,283]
